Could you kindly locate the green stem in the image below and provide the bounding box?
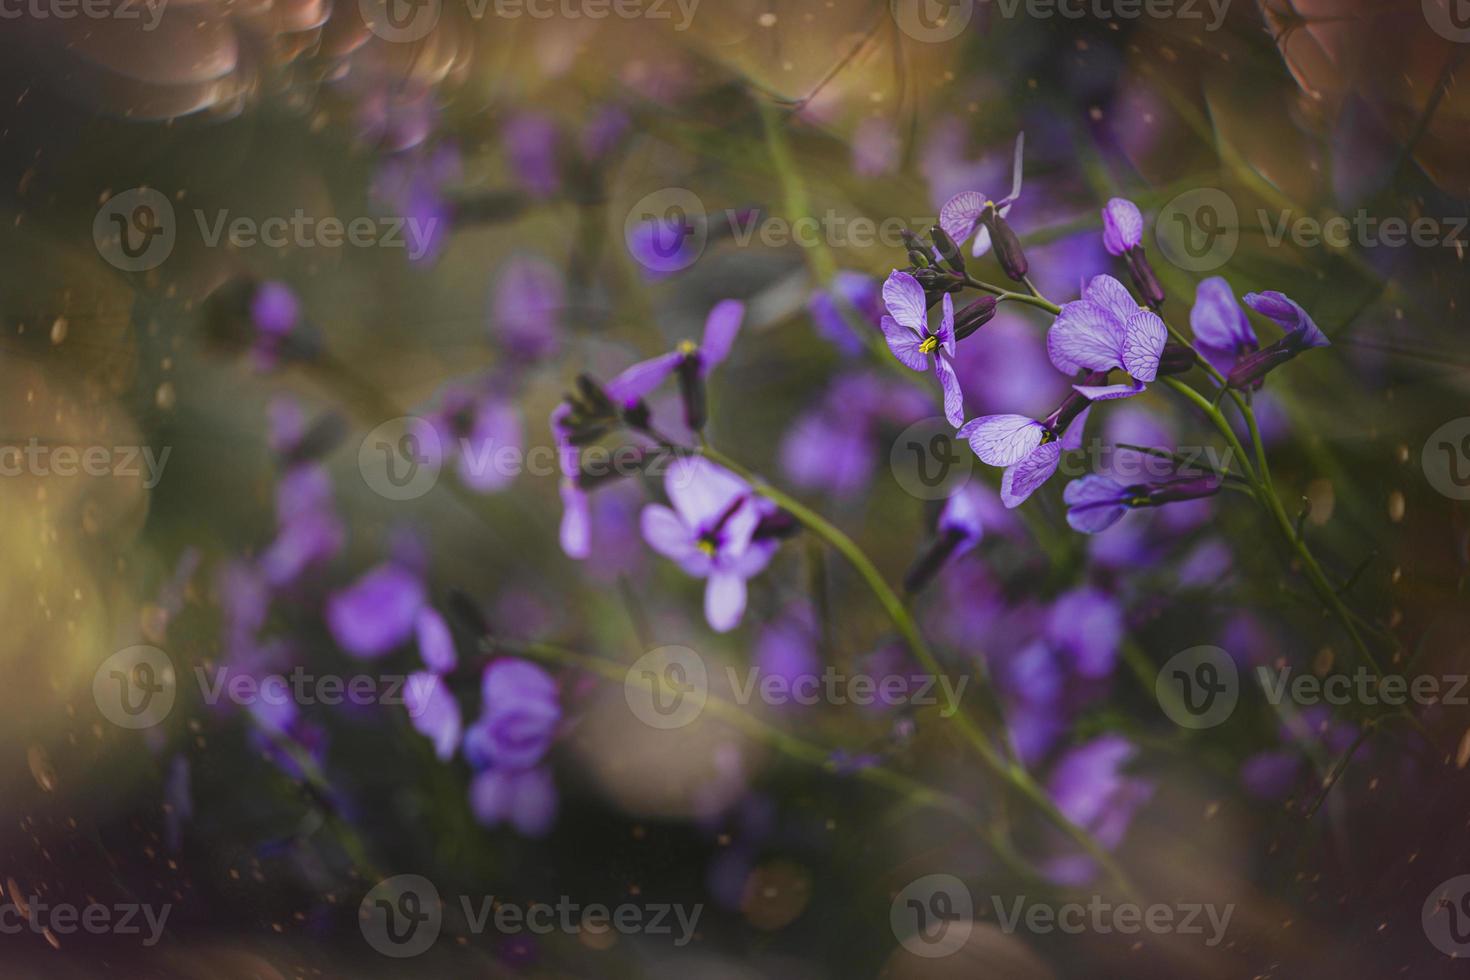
[695,444,1137,896]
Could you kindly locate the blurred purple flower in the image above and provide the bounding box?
[405,671,462,761]
[326,562,426,658]
[464,659,561,771]
[491,255,564,362]
[640,456,776,632]
[852,116,900,177]
[1046,587,1123,679]
[501,112,561,199]
[807,271,881,356]
[370,143,460,265]
[1043,735,1153,885]
[470,765,558,837]
[419,385,524,494]
[416,607,458,674]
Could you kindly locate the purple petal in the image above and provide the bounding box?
[969,223,995,258]
[881,270,928,332]
[938,486,985,546]
[938,292,957,357]
[1060,405,1090,450]
[1073,380,1147,401]
[1100,198,1143,256]
[1121,310,1167,382]
[470,767,558,837]
[700,299,745,368]
[491,255,564,361]
[416,607,458,674]
[934,353,966,427]
[705,570,748,632]
[606,351,681,404]
[559,481,590,559]
[405,672,461,761]
[957,414,1045,467]
[251,281,300,336]
[326,563,425,658]
[880,315,929,371]
[641,503,698,562]
[1244,291,1330,348]
[1064,475,1131,534]
[483,657,559,708]
[939,190,986,246]
[1000,441,1062,508]
[665,456,750,530]
[1083,274,1140,326]
[1189,276,1256,354]
[1048,300,1124,374]
[458,400,523,493]
[1047,587,1123,678]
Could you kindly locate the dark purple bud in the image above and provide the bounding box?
[1226,340,1302,390]
[982,209,1028,282]
[953,295,998,341]
[1043,370,1108,433]
[1126,248,1166,309]
[929,224,966,274]
[1157,342,1198,377]
[902,526,968,595]
[753,508,799,542]
[1143,474,1223,505]
[676,355,707,431]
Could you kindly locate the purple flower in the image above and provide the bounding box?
[607,300,744,431]
[470,766,557,837]
[501,112,561,199]
[937,133,1025,257]
[405,672,462,761]
[1063,472,1223,534]
[881,271,965,426]
[1100,198,1143,256]
[580,104,630,160]
[416,607,458,674]
[957,387,1092,508]
[491,255,564,362]
[370,143,459,264]
[325,562,426,658]
[464,658,561,771]
[1045,587,1122,679]
[1189,276,1258,376]
[1047,274,1166,400]
[248,281,306,370]
[1042,735,1153,885]
[807,271,881,356]
[640,456,776,633]
[1226,291,1331,389]
[417,386,523,494]
[904,486,985,593]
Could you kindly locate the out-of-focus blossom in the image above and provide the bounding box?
[1042,735,1153,885]
[464,659,561,771]
[1045,586,1122,679]
[470,766,558,837]
[641,457,777,633]
[501,112,562,199]
[370,142,462,265]
[416,608,458,674]
[807,271,881,356]
[326,562,426,658]
[405,671,461,761]
[491,255,565,362]
[417,384,524,494]
[904,486,985,594]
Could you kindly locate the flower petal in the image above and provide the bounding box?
[939,191,986,245]
[705,570,748,632]
[938,292,957,357]
[559,481,590,559]
[665,456,750,530]
[1000,442,1062,508]
[416,607,458,674]
[1064,475,1131,534]
[881,315,930,371]
[606,351,681,404]
[1100,198,1143,256]
[1083,274,1140,326]
[882,270,928,332]
[935,353,966,427]
[1121,310,1167,382]
[1048,300,1124,374]
[969,223,995,258]
[641,503,696,561]
[958,414,1045,467]
[1190,276,1255,353]
[1061,405,1090,451]
[1072,380,1147,401]
[700,299,745,367]
[405,672,461,761]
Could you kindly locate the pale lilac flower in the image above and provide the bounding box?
[464,659,561,771]
[1189,276,1258,376]
[501,112,561,199]
[326,562,426,658]
[1047,274,1166,399]
[1064,472,1223,534]
[938,132,1025,257]
[1042,735,1153,885]
[608,300,744,430]
[491,255,564,362]
[416,607,458,674]
[417,385,523,493]
[881,271,965,426]
[405,671,461,761]
[807,271,881,356]
[957,386,1093,508]
[1045,587,1122,679]
[470,766,557,837]
[1100,198,1144,256]
[640,456,776,632]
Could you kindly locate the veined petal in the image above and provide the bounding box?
[700,299,745,368]
[1100,198,1143,256]
[882,270,928,332]
[881,315,930,371]
[935,353,966,428]
[1121,310,1167,382]
[1064,475,1131,534]
[1083,274,1140,326]
[1060,405,1090,451]
[1190,276,1255,353]
[940,190,986,246]
[1072,380,1147,401]
[1245,291,1330,349]
[705,571,748,633]
[938,292,957,357]
[1002,131,1025,205]
[969,223,995,258]
[1000,441,1062,508]
[957,414,1045,466]
[607,351,681,403]
[1048,300,1124,374]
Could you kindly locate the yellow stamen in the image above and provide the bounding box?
[697,539,717,556]
[919,335,939,355]
[677,339,699,356]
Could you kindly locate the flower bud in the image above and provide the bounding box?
[676,355,708,431]
[1157,343,1197,377]
[1126,249,1166,309]
[982,210,1028,282]
[929,224,966,274]
[953,296,998,340]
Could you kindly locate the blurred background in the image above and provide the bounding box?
[1,0,1469,976]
